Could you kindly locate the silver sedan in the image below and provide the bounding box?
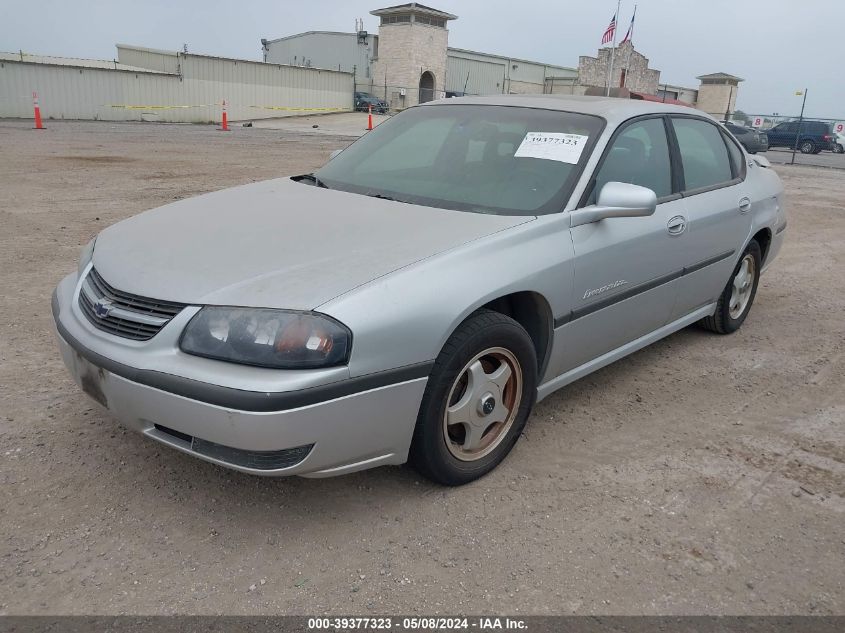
[52,95,787,485]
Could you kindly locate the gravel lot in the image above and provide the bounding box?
[0,119,843,616]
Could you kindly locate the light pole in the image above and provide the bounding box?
[791,88,808,166]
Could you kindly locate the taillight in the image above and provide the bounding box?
[823,135,832,141]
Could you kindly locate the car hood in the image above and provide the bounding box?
[92,178,531,310]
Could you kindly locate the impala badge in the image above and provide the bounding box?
[583,280,628,300]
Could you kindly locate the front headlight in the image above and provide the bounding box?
[78,237,96,278]
[180,307,351,369]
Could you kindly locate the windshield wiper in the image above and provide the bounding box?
[366,193,409,203]
[296,173,329,188]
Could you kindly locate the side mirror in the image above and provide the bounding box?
[569,181,658,228]
[329,149,343,161]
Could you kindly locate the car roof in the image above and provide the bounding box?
[420,94,715,127]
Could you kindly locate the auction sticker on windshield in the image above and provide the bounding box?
[514,132,588,164]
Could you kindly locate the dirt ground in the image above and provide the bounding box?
[0,119,842,616]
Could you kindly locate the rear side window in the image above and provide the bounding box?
[592,117,673,200]
[672,118,734,192]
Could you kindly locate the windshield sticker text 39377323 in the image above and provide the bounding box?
[513,132,589,164]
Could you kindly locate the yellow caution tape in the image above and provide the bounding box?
[105,104,349,111]
[105,104,214,110]
[248,105,348,112]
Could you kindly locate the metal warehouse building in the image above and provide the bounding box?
[262,3,578,109]
[1,1,742,122]
[0,46,352,123]
[262,2,736,115]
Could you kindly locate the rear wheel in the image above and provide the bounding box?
[700,240,762,334]
[834,143,844,154]
[799,140,816,154]
[409,309,537,486]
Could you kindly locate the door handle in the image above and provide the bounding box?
[667,215,687,236]
[739,197,752,214]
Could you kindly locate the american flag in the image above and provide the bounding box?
[601,13,617,45]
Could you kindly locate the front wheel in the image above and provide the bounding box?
[409,309,537,486]
[700,240,762,334]
[834,144,844,154]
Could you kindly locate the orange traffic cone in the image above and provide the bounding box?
[367,104,373,131]
[32,92,45,130]
[217,100,229,131]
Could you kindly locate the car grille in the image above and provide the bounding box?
[78,268,186,341]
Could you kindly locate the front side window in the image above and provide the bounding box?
[672,118,734,192]
[315,105,603,215]
[591,117,673,201]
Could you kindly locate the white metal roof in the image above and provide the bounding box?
[0,51,169,74]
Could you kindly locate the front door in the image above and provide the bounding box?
[419,72,435,104]
[549,116,688,376]
[767,122,797,148]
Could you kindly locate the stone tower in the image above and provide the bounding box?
[695,73,744,118]
[370,3,457,110]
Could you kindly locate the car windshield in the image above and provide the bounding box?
[314,104,603,216]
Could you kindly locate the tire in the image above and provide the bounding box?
[409,309,537,486]
[835,144,844,154]
[700,240,762,334]
[799,140,816,154]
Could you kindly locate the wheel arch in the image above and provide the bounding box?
[475,291,555,379]
[751,227,773,266]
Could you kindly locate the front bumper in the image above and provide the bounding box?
[52,273,428,477]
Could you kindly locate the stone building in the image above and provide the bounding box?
[694,73,744,118]
[577,42,660,95]
[369,3,456,109]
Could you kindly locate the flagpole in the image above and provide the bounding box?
[622,5,636,89]
[606,0,622,96]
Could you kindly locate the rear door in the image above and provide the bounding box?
[668,116,752,320]
[550,116,688,375]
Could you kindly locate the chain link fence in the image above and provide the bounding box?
[731,113,844,134]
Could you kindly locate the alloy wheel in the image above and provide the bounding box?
[442,347,522,461]
[729,254,756,320]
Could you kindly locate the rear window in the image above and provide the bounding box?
[809,122,832,133]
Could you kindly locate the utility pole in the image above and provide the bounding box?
[723,84,734,123]
[605,0,622,96]
[791,88,808,165]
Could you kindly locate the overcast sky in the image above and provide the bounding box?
[1,0,842,117]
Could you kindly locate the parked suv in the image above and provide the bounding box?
[354,92,389,114]
[765,120,835,154]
